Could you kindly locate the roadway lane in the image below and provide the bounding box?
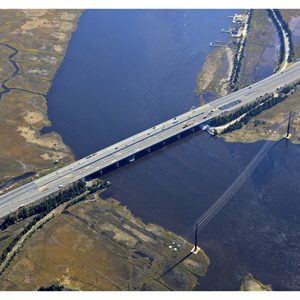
[1,61,300,219]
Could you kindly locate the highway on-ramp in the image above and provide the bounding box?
[1,61,300,219]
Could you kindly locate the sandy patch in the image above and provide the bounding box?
[196,53,219,92]
[21,18,74,31]
[60,12,78,21]
[28,55,58,65]
[18,126,59,150]
[51,32,68,41]
[0,9,79,179]
[100,222,138,248]
[21,9,49,17]
[40,153,51,160]
[52,44,63,53]
[243,280,264,291]
[22,110,48,125]
[61,275,72,286]
[27,67,50,76]
[40,151,67,161]
[195,46,232,97]
[123,224,154,243]
[59,266,71,285]
[20,30,34,36]
[219,48,234,96]
[37,42,64,54]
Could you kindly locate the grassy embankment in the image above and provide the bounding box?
[0,179,209,291]
[0,9,84,188]
[217,9,300,143]
[196,9,300,143]
[212,83,300,143]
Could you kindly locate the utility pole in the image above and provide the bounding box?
[284,110,292,139]
[191,222,201,254]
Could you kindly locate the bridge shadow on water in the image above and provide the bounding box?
[85,125,208,181]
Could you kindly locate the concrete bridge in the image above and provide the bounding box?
[1,61,300,218]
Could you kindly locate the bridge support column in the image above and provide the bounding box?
[147,148,151,153]
[162,140,166,146]
[177,133,180,139]
[191,127,195,132]
[116,162,119,168]
[99,169,103,175]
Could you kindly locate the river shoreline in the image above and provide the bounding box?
[5,9,299,291]
[0,9,84,190]
[196,9,300,145]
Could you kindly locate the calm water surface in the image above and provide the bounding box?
[43,10,300,291]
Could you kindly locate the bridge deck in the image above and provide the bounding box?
[1,61,300,218]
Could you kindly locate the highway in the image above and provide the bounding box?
[1,61,300,219]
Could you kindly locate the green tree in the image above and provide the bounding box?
[38,283,65,291]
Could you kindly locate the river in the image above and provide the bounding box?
[42,9,300,291]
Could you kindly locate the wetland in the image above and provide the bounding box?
[2,9,300,291]
[0,9,83,188]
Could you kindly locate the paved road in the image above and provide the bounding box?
[1,61,300,219]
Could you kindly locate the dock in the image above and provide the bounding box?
[221,29,231,34]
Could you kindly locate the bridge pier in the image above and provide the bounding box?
[127,155,135,163]
[147,147,151,153]
[177,133,180,139]
[162,140,166,146]
[190,127,195,132]
[99,169,103,175]
[116,162,119,168]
